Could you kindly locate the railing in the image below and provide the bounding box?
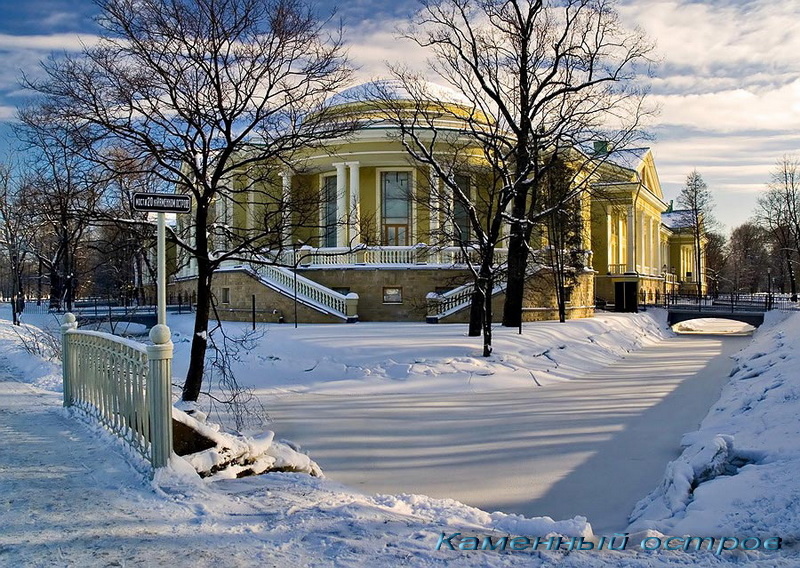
[277,245,509,268]
[61,313,174,470]
[427,279,508,321]
[608,263,628,274]
[253,264,355,320]
[606,263,673,278]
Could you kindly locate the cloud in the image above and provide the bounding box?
[0,32,100,52]
[344,20,429,81]
[0,106,16,121]
[620,0,800,79]
[650,79,800,133]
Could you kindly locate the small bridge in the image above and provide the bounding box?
[71,305,188,329]
[667,306,765,328]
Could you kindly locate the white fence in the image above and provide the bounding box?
[426,279,508,321]
[256,264,350,318]
[61,313,174,470]
[277,245,509,268]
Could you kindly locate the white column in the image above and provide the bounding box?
[652,219,659,274]
[606,212,613,272]
[637,210,644,273]
[618,215,625,266]
[347,162,360,245]
[626,205,635,272]
[279,171,292,246]
[443,177,454,245]
[656,223,662,273]
[334,162,347,247]
[429,170,440,238]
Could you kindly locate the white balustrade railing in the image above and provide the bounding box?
[275,245,508,268]
[437,283,476,316]
[61,314,174,470]
[608,263,627,274]
[256,264,350,318]
[429,278,508,320]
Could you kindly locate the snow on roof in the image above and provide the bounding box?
[662,209,693,229]
[328,79,473,108]
[603,147,650,171]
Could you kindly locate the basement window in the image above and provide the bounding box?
[383,287,403,304]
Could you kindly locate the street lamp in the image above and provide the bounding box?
[767,268,773,310]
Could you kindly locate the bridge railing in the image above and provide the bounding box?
[61,313,174,470]
[651,292,799,312]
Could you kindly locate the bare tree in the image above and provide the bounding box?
[756,155,800,301]
[534,157,587,322]
[0,163,29,324]
[387,0,653,330]
[26,0,354,402]
[726,222,770,295]
[703,231,727,298]
[15,106,103,311]
[677,170,713,297]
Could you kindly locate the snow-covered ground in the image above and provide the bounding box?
[1,306,798,566]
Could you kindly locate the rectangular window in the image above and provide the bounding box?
[322,175,337,247]
[221,287,231,304]
[453,174,471,244]
[381,172,411,245]
[382,286,403,304]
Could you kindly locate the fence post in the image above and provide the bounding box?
[345,292,359,323]
[146,324,174,469]
[426,292,442,324]
[61,313,78,407]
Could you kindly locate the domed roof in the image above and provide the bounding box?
[327,79,473,109]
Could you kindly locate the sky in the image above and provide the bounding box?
[1,0,799,233]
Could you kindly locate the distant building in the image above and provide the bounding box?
[591,149,706,310]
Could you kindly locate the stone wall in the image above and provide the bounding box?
[171,266,594,324]
[301,267,472,322]
[171,271,344,325]
[439,271,595,323]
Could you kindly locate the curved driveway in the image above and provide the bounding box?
[264,333,749,533]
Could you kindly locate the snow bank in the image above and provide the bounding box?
[0,321,62,391]
[172,406,323,479]
[166,310,674,397]
[629,311,800,542]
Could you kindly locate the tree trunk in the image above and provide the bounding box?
[482,275,493,357]
[468,288,483,336]
[49,268,62,310]
[557,283,566,323]
[502,226,527,328]
[182,265,212,402]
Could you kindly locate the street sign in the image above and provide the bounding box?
[132,192,192,213]
[131,192,192,326]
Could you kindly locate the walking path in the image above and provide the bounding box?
[264,333,751,533]
[0,359,588,568]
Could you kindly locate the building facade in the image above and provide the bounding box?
[590,149,706,310]
[172,81,701,322]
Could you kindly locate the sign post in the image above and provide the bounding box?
[132,193,193,326]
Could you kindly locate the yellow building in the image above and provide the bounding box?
[591,148,706,310]
[173,81,701,323]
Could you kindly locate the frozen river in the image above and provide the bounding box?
[264,329,752,534]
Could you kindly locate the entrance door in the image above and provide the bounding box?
[614,281,638,313]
